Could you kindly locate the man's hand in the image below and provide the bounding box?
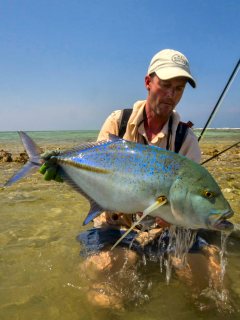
[136,212,171,229]
[135,228,163,246]
[155,217,171,228]
[39,150,63,182]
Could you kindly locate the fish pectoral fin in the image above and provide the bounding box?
[82,200,104,225]
[142,196,168,215]
[111,196,167,250]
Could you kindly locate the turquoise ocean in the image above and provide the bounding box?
[0,129,240,320]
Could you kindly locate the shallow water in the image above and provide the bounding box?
[0,130,240,320]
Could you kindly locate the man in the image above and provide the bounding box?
[41,49,222,309]
[78,49,221,309]
[94,48,200,229]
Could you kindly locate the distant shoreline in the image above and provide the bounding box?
[0,129,99,134]
[0,128,240,134]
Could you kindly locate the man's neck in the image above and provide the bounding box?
[144,105,169,140]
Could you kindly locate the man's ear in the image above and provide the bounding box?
[145,75,152,91]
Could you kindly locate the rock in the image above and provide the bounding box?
[0,149,29,163]
[0,149,12,162]
[14,152,28,163]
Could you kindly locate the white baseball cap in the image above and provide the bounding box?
[147,49,196,88]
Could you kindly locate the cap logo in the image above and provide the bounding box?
[172,54,188,66]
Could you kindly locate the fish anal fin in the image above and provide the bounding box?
[111,196,168,250]
[83,201,104,225]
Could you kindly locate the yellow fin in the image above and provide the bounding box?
[111,196,167,250]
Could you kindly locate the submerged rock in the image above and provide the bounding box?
[14,152,28,163]
[0,150,12,162]
[0,149,28,163]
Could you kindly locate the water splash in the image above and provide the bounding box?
[127,227,235,311]
[199,231,234,312]
[219,231,229,285]
[157,226,197,284]
[217,231,231,306]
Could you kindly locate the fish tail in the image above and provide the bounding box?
[4,131,42,186]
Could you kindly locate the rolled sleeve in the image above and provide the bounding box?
[97,110,122,141]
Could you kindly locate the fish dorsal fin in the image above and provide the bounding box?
[111,196,168,250]
[108,134,123,142]
[58,139,116,156]
[59,135,126,157]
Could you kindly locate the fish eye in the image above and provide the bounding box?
[203,190,214,199]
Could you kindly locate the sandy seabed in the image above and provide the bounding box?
[0,136,240,320]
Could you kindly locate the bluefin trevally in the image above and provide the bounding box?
[4,132,234,245]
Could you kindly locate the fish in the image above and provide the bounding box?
[4,131,234,248]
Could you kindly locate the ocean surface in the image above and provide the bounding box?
[0,129,240,320]
[0,128,239,151]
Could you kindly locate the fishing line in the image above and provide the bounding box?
[198,58,240,142]
[201,141,239,165]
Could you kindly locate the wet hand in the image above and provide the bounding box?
[136,228,163,246]
[136,212,171,228]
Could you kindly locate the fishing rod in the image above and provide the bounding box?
[198,58,240,142]
[201,141,239,165]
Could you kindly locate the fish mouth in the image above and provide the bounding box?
[210,210,234,232]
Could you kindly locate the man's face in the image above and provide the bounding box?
[145,75,187,117]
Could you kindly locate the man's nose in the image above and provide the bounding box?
[165,88,175,98]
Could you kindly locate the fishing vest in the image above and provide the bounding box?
[118,108,193,153]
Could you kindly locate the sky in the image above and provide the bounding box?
[0,0,239,131]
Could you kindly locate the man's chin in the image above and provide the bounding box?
[155,108,174,117]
